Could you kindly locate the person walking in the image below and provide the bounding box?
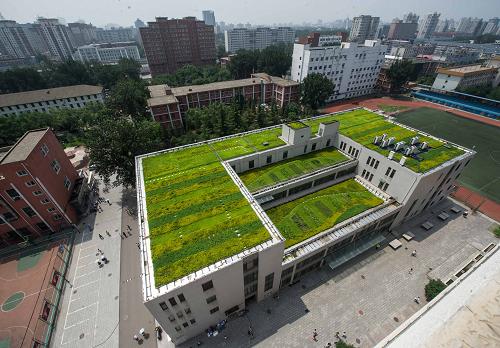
[136,243,140,249]
[409,267,413,274]
[98,234,104,240]
[412,250,417,257]
[313,329,318,341]
[342,331,347,339]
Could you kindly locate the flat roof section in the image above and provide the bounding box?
[286,121,308,130]
[304,109,465,173]
[0,128,48,164]
[266,179,384,248]
[239,147,349,192]
[437,65,498,77]
[141,129,287,287]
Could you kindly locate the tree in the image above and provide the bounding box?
[387,60,415,93]
[150,64,231,87]
[336,340,355,348]
[86,117,164,187]
[107,78,149,120]
[0,67,47,93]
[258,44,292,76]
[425,279,446,301]
[301,73,334,110]
[227,49,260,79]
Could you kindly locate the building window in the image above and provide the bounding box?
[26,180,36,187]
[248,160,255,169]
[374,160,379,169]
[206,295,217,304]
[369,173,374,182]
[283,151,288,159]
[178,294,186,303]
[326,139,331,147]
[176,311,183,318]
[40,198,50,204]
[6,188,21,201]
[209,306,219,314]
[33,190,42,196]
[304,145,307,153]
[383,182,389,191]
[51,160,61,174]
[266,155,272,164]
[64,177,71,190]
[385,167,392,176]
[174,326,181,332]
[47,207,55,212]
[184,307,191,314]
[366,156,371,165]
[311,143,317,151]
[190,319,196,324]
[53,214,62,221]
[22,207,36,218]
[389,169,396,178]
[17,170,28,177]
[378,180,384,189]
[168,297,177,306]
[159,302,168,311]
[202,280,213,291]
[41,143,49,157]
[182,322,189,328]
[264,272,274,291]
[36,222,49,231]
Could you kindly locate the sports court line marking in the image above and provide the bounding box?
[66,302,97,317]
[63,317,92,331]
[74,270,97,279]
[80,243,98,251]
[73,278,99,290]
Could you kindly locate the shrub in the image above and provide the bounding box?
[336,340,355,348]
[494,225,500,238]
[425,279,446,301]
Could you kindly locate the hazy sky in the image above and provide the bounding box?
[2,0,500,27]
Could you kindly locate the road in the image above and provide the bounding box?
[118,188,157,348]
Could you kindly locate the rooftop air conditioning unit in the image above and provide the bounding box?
[381,133,388,141]
[400,156,407,166]
[420,141,428,150]
[404,147,413,156]
[388,151,395,160]
[381,139,388,148]
[410,145,417,154]
[387,137,395,146]
[411,136,419,145]
[394,141,405,151]
[373,135,381,144]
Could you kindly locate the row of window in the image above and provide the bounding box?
[366,156,380,169]
[377,180,390,191]
[385,167,397,178]
[361,169,374,182]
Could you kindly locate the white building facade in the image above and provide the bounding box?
[291,40,387,101]
[432,65,498,92]
[73,43,140,63]
[224,27,295,53]
[0,85,104,116]
[136,109,474,345]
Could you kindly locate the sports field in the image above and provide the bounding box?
[266,179,384,248]
[0,238,72,348]
[395,107,500,203]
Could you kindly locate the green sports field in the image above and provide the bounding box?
[395,107,500,203]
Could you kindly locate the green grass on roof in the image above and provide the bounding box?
[239,147,349,192]
[287,121,308,130]
[304,109,465,173]
[267,179,384,248]
[141,129,287,287]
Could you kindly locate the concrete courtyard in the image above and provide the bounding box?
[179,198,498,348]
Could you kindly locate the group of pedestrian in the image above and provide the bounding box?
[96,248,109,268]
[133,328,147,342]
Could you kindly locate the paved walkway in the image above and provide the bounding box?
[119,188,157,348]
[52,179,123,348]
[179,198,498,348]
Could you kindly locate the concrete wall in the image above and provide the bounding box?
[432,73,461,91]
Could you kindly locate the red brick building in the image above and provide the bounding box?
[147,73,300,129]
[0,129,82,247]
[140,17,216,77]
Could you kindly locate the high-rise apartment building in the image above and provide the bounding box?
[20,23,48,55]
[387,20,418,40]
[417,13,440,39]
[0,20,36,58]
[0,128,86,247]
[95,27,134,43]
[36,18,74,60]
[140,17,216,77]
[482,18,499,35]
[403,13,419,24]
[67,22,97,47]
[202,10,216,27]
[224,27,295,53]
[291,36,387,101]
[349,15,380,43]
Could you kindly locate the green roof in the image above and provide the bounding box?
[239,147,349,192]
[267,179,384,248]
[142,130,286,287]
[304,109,465,173]
[287,121,309,130]
[140,108,466,287]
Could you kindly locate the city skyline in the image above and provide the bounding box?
[2,0,499,28]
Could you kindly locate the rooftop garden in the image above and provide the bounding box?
[239,147,349,192]
[141,129,287,287]
[304,109,464,173]
[266,179,384,248]
[287,121,308,130]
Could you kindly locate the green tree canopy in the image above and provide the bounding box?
[227,44,292,79]
[107,78,149,121]
[150,64,231,87]
[425,279,446,301]
[86,117,164,187]
[387,59,415,92]
[301,73,335,110]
